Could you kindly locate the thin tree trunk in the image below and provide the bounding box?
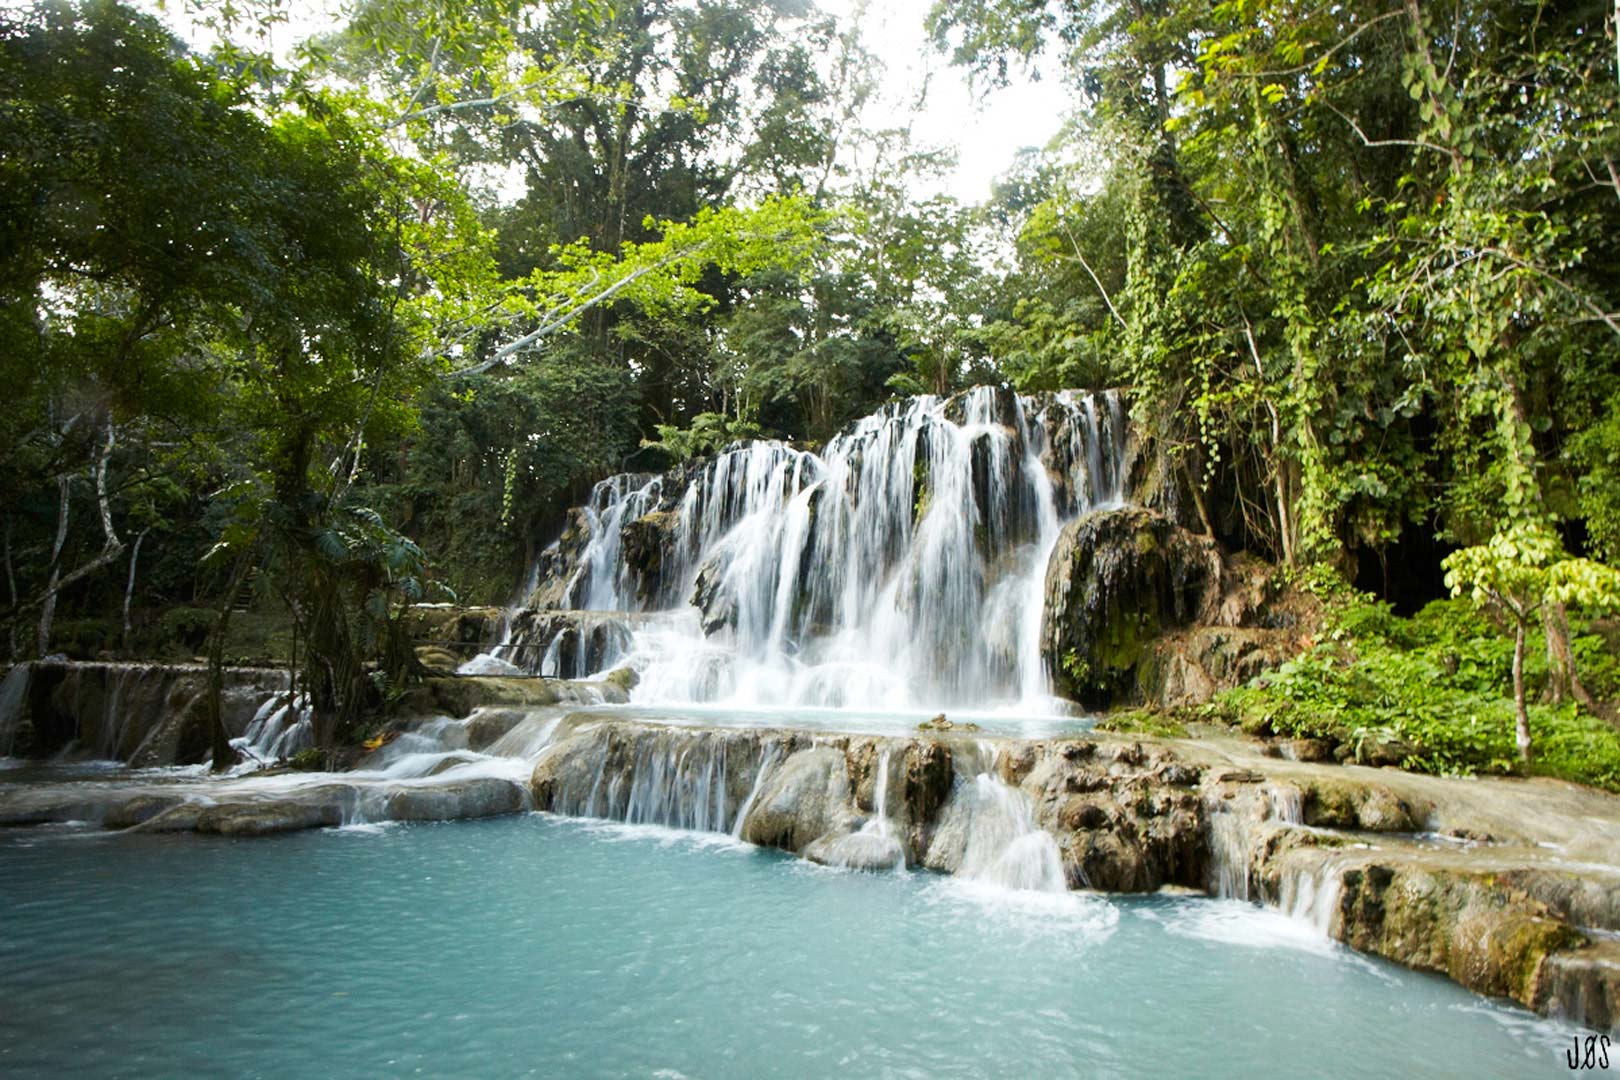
[1542,599,1596,707]
[1513,621,1533,763]
[121,527,150,656]
[4,515,17,661]
[37,475,72,657]
[32,425,124,655]
[206,553,254,772]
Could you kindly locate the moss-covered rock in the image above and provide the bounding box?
[1040,508,1221,707]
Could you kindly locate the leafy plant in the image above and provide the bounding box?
[1443,523,1620,761]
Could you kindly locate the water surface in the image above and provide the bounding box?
[0,815,1572,1078]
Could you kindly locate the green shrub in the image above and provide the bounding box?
[158,607,219,651]
[1220,594,1620,792]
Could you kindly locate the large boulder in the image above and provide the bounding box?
[383,778,527,821]
[1135,626,1298,709]
[1041,508,1221,707]
[739,746,856,852]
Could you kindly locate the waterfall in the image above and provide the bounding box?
[540,727,785,835]
[953,774,1070,893]
[534,388,1128,709]
[232,693,313,763]
[1205,783,1350,937]
[817,747,905,872]
[0,664,29,757]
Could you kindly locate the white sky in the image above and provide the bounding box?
[819,0,1071,203]
[133,0,1073,206]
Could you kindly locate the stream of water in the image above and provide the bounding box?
[0,815,1574,1078]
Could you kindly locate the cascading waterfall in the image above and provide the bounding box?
[232,693,313,763]
[952,773,1069,893]
[534,388,1128,710]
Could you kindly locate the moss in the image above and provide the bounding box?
[1094,709,1188,739]
[1302,779,1361,829]
[604,666,640,693]
[287,747,327,771]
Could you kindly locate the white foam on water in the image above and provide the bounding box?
[565,816,756,854]
[1143,898,1340,957]
[456,653,526,677]
[919,876,1121,946]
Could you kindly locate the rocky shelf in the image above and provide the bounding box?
[2,678,1616,1033]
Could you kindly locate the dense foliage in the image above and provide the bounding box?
[1219,593,1620,792]
[3,0,1618,769]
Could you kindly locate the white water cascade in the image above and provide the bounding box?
[232,692,313,763]
[952,773,1070,893]
[532,388,1128,711]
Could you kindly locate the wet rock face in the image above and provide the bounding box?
[528,508,595,610]
[3,661,286,764]
[691,557,735,637]
[401,607,503,663]
[1019,740,1208,892]
[504,610,643,678]
[741,747,855,852]
[1134,627,1297,710]
[1334,862,1585,1008]
[1041,508,1221,707]
[384,778,527,821]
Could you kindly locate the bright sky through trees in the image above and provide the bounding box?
[135,0,1070,204]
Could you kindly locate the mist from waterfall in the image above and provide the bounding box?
[533,388,1128,711]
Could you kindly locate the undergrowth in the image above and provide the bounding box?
[1216,595,1620,793]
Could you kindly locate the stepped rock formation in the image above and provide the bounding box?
[0,660,288,765]
[523,716,1620,1030]
[2,680,1617,1031]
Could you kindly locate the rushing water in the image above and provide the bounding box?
[516,388,1128,712]
[0,815,1574,1078]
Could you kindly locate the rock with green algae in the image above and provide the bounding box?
[1039,507,1221,707]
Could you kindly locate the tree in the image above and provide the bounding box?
[1443,523,1620,761]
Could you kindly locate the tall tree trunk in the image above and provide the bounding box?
[121,527,150,656]
[206,553,253,772]
[33,425,124,657]
[1513,620,1533,763]
[37,475,71,657]
[1542,598,1595,707]
[4,515,18,661]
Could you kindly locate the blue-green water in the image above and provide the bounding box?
[0,815,1576,1078]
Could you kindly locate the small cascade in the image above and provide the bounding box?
[456,556,540,675]
[952,773,1069,893]
[529,388,1129,710]
[0,664,29,756]
[817,748,905,872]
[1277,858,1347,936]
[484,711,569,760]
[1268,784,1304,826]
[456,653,525,677]
[232,693,313,764]
[728,742,783,839]
[1206,782,1351,938]
[540,728,783,835]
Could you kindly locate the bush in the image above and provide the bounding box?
[158,607,218,651]
[1221,595,1620,792]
